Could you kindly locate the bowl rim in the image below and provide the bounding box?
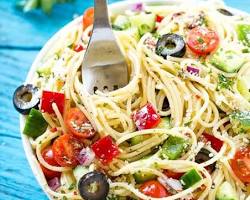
[19,0,249,199]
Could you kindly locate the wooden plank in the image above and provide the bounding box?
[0,49,47,200]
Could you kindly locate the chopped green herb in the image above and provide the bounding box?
[242,48,249,53]
[62,196,68,200]
[112,25,123,31]
[217,74,233,90]
[197,37,204,44]
[184,121,192,127]
[68,183,76,190]
[155,46,164,55]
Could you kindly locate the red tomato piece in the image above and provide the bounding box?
[203,133,223,152]
[132,103,161,130]
[231,147,250,183]
[74,44,85,52]
[156,15,164,23]
[41,91,65,114]
[91,136,120,164]
[52,134,84,167]
[139,180,170,198]
[164,170,184,179]
[187,26,219,55]
[65,107,96,139]
[40,146,61,179]
[82,7,94,30]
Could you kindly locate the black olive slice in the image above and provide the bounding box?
[13,84,40,115]
[78,171,109,200]
[162,98,169,111]
[156,33,186,58]
[195,148,216,173]
[217,8,234,16]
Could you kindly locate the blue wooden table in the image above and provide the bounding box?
[0,0,249,199]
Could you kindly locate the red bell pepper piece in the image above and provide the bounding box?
[91,136,120,164]
[73,44,85,52]
[132,103,161,130]
[156,15,164,23]
[203,133,223,152]
[41,91,65,114]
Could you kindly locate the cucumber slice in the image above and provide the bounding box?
[215,181,238,200]
[23,108,48,138]
[180,169,202,189]
[37,65,52,77]
[210,49,244,73]
[161,136,186,160]
[112,15,131,30]
[237,24,250,47]
[237,77,250,101]
[129,13,156,36]
[73,166,89,182]
[133,171,156,183]
[157,117,171,129]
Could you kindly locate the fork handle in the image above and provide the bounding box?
[94,0,111,28]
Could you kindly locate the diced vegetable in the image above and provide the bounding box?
[76,147,95,166]
[237,76,250,101]
[139,180,170,198]
[157,117,171,129]
[210,49,244,73]
[129,13,156,36]
[132,103,161,130]
[187,66,200,76]
[48,177,61,191]
[187,27,219,55]
[230,147,250,183]
[161,136,186,160]
[37,65,52,77]
[23,108,48,138]
[156,15,164,23]
[40,146,61,179]
[237,24,250,47]
[73,44,85,52]
[65,107,96,139]
[203,133,223,152]
[112,15,131,31]
[180,169,202,189]
[130,135,149,146]
[134,171,156,183]
[215,181,238,200]
[52,134,84,167]
[73,166,89,182]
[229,111,250,134]
[164,170,184,179]
[82,7,94,30]
[41,91,65,114]
[92,136,120,164]
[218,74,233,90]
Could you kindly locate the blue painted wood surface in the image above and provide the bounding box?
[0,0,249,199]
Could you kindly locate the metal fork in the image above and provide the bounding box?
[82,0,129,94]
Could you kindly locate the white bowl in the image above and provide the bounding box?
[19,0,248,199]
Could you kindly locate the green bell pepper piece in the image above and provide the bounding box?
[180,169,202,189]
[161,136,186,160]
[23,108,48,138]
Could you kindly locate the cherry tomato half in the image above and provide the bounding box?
[187,26,219,55]
[40,146,61,179]
[82,7,94,30]
[164,170,184,179]
[139,180,170,198]
[65,107,96,139]
[231,147,250,183]
[52,134,84,167]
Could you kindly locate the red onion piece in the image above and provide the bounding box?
[132,3,144,12]
[158,177,183,191]
[48,177,61,191]
[187,66,200,76]
[77,147,95,166]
